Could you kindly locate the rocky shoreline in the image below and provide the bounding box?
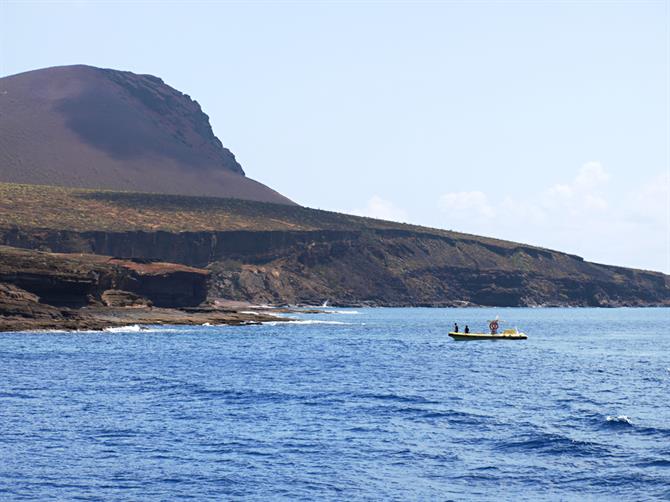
[0,304,290,333]
[0,246,668,331]
[0,245,297,332]
[1,232,667,333]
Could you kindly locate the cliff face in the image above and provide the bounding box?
[0,245,208,308]
[0,65,294,204]
[0,246,288,331]
[100,68,244,175]
[1,227,667,307]
[0,182,667,309]
[208,233,670,307]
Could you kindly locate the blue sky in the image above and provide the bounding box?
[1,1,668,273]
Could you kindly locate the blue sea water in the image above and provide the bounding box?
[1,308,669,501]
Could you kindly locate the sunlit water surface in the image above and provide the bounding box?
[1,308,669,500]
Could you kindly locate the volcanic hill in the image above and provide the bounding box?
[0,65,292,204]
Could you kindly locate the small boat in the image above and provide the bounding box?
[448,329,527,341]
[449,319,527,340]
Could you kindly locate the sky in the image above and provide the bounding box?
[1,0,668,273]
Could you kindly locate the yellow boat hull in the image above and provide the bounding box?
[448,332,527,341]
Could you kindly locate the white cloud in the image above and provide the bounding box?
[627,172,669,223]
[545,161,610,213]
[350,195,409,223]
[435,162,670,273]
[437,190,495,219]
[575,161,610,188]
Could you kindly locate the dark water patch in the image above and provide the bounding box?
[92,427,142,437]
[498,431,610,457]
[637,458,670,468]
[349,391,440,405]
[180,384,303,405]
[0,391,35,399]
[563,470,670,497]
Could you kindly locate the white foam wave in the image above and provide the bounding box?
[240,310,286,318]
[104,324,145,333]
[103,325,182,333]
[13,325,188,334]
[23,329,70,334]
[329,310,361,315]
[261,320,348,326]
[606,415,633,425]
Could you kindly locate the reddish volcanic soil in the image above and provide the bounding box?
[0,65,294,204]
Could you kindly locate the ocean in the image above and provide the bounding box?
[1,308,669,500]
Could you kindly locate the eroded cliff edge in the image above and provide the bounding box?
[0,183,667,314]
[2,226,667,308]
[0,245,282,331]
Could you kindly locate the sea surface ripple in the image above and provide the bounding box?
[1,308,669,500]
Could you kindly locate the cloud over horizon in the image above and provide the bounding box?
[349,195,409,223]
[437,162,669,273]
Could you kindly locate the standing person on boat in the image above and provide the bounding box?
[464,325,470,333]
[454,323,459,333]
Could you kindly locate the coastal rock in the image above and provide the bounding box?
[101,289,152,308]
[0,282,60,319]
[0,246,208,309]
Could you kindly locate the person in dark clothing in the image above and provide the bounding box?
[454,323,459,333]
[464,325,470,333]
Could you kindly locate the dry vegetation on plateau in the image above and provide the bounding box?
[0,182,519,247]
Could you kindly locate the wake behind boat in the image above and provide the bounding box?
[449,319,527,341]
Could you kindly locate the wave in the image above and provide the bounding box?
[637,458,670,468]
[239,310,288,319]
[260,320,348,326]
[355,392,439,405]
[596,414,670,438]
[605,415,634,426]
[499,431,609,457]
[0,391,35,399]
[103,324,145,333]
[101,325,183,333]
[13,325,156,334]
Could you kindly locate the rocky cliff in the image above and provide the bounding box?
[1,227,667,308]
[0,183,667,309]
[208,232,669,307]
[0,246,285,331]
[0,245,208,308]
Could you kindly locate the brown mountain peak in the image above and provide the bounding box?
[0,65,293,204]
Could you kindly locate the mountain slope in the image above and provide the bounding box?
[0,65,293,204]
